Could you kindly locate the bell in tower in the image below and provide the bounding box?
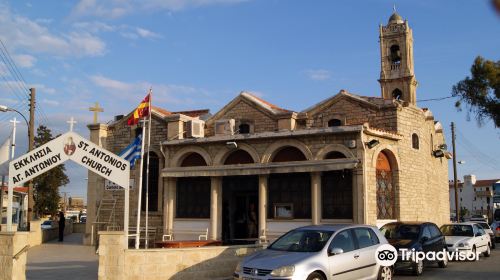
[378,9,418,105]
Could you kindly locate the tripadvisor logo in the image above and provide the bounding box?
[375,244,398,266]
[375,244,481,266]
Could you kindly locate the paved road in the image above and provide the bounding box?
[26,233,98,280]
[395,245,500,280]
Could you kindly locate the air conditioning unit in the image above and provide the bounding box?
[215,119,235,135]
[187,120,205,138]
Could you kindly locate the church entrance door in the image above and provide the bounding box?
[222,175,258,244]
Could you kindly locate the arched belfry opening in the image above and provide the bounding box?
[392,88,403,100]
[390,44,401,64]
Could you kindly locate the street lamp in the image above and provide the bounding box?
[0,104,33,231]
[0,105,30,130]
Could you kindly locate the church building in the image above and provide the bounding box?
[84,11,450,245]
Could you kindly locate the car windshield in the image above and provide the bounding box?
[477,223,491,230]
[440,225,474,237]
[268,229,334,252]
[380,224,421,240]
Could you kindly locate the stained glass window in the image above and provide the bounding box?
[376,152,395,219]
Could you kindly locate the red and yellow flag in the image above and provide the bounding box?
[127,93,150,125]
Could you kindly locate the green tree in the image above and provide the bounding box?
[32,125,69,216]
[452,56,500,127]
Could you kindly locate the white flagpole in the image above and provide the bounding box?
[7,118,19,231]
[135,119,147,249]
[145,88,152,249]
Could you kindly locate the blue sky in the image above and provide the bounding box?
[0,0,499,201]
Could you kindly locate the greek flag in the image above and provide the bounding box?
[119,134,142,168]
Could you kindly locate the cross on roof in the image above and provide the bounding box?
[67,117,77,132]
[89,102,104,124]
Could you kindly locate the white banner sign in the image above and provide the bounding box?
[105,179,134,191]
[8,131,130,188]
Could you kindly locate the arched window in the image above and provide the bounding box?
[180,152,207,167]
[327,119,342,127]
[238,123,250,134]
[390,45,401,64]
[325,151,346,159]
[376,151,395,219]
[224,149,254,165]
[412,133,419,149]
[392,88,403,100]
[141,152,159,212]
[272,146,307,162]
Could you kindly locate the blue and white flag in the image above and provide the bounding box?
[119,134,142,168]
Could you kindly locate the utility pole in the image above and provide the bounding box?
[451,122,460,222]
[27,88,35,231]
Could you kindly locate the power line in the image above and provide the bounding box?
[417,96,454,102]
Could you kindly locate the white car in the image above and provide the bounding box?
[440,222,491,260]
[476,222,495,249]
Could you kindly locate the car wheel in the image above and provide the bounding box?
[484,245,491,257]
[413,259,423,276]
[438,253,448,268]
[378,266,393,280]
[306,272,325,280]
[471,246,478,261]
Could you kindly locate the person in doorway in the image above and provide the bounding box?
[58,211,65,242]
[247,203,257,238]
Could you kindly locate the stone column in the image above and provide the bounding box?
[0,231,29,280]
[210,177,222,240]
[311,172,321,225]
[258,175,268,237]
[85,123,108,245]
[98,231,126,280]
[163,178,176,234]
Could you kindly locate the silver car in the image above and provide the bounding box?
[234,224,392,280]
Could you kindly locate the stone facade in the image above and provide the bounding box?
[85,12,451,250]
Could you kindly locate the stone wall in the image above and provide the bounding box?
[0,232,29,280]
[98,231,264,280]
[205,99,278,137]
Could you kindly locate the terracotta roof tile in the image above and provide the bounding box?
[242,92,291,113]
[172,109,210,118]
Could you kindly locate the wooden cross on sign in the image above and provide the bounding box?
[89,102,104,124]
[67,117,77,132]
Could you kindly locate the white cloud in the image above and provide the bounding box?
[136,28,162,39]
[72,21,116,33]
[89,74,218,111]
[0,4,106,57]
[12,54,37,68]
[70,0,248,19]
[30,84,57,95]
[41,99,60,106]
[73,21,162,41]
[304,69,332,81]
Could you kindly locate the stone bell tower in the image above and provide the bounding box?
[379,10,418,105]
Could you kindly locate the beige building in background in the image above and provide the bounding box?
[84,11,450,245]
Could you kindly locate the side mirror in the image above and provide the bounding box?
[328,247,344,256]
[421,236,429,243]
